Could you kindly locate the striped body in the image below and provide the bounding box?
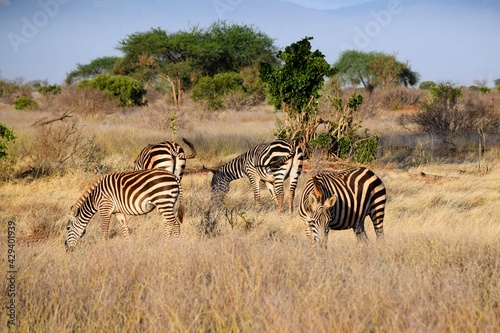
[134,138,196,180]
[209,139,303,213]
[298,167,386,247]
[65,169,185,250]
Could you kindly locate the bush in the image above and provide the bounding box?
[192,72,244,110]
[0,78,32,104]
[400,82,500,147]
[14,95,38,110]
[21,121,104,178]
[378,87,422,110]
[78,75,146,107]
[310,93,379,163]
[52,86,118,117]
[0,123,15,159]
[37,84,61,96]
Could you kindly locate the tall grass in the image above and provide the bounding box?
[1,104,500,332]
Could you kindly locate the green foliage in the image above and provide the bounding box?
[14,95,38,110]
[0,123,16,159]
[192,72,244,110]
[38,84,61,96]
[322,93,379,163]
[260,36,335,114]
[334,50,419,91]
[469,85,490,94]
[66,56,121,85]
[429,81,462,105]
[78,74,146,107]
[116,21,277,106]
[419,81,436,90]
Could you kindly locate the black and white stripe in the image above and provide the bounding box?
[298,167,386,247]
[208,139,303,213]
[65,169,185,250]
[134,138,196,180]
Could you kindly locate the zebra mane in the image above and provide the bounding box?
[72,176,102,210]
[311,176,324,203]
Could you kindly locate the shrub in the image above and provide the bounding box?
[52,85,118,117]
[310,93,379,163]
[37,84,61,96]
[78,75,146,107]
[0,123,15,159]
[21,121,104,178]
[378,87,421,110]
[192,72,244,110]
[0,78,32,104]
[14,95,38,110]
[400,82,500,147]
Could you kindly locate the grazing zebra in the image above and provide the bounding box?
[298,167,386,248]
[206,139,303,213]
[134,138,196,180]
[65,169,185,251]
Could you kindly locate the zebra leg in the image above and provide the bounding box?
[115,212,130,241]
[274,180,285,213]
[160,205,180,239]
[99,207,113,242]
[353,223,369,242]
[370,208,385,240]
[164,218,180,239]
[264,181,282,212]
[248,176,262,210]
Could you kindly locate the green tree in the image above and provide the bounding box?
[260,37,336,154]
[115,21,277,108]
[65,56,121,85]
[419,81,436,90]
[334,50,419,92]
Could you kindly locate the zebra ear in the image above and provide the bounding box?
[70,205,78,216]
[323,195,337,209]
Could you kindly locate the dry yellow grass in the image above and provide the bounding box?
[1,105,499,332]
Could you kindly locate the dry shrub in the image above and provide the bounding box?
[21,121,104,178]
[400,89,500,146]
[376,87,422,110]
[51,86,118,117]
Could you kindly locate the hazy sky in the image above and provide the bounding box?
[1,0,499,86]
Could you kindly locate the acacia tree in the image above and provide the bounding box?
[115,21,278,108]
[65,56,121,85]
[334,50,419,92]
[260,37,335,154]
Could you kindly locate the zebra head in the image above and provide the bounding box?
[64,205,86,251]
[307,176,336,248]
[203,165,230,204]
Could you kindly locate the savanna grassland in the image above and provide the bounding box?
[1,99,500,332]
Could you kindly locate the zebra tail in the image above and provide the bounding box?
[182,138,197,159]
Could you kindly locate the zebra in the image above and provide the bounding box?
[298,167,386,248]
[134,138,196,181]
[205,139,303,213]
[65,169,185,251]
